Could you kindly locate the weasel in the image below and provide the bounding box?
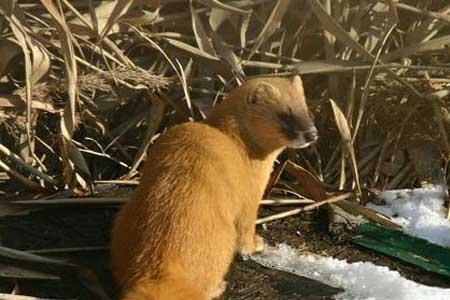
[111,75,318,300]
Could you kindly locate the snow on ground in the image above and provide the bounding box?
[367,185,450,247]
[251,244,450,300]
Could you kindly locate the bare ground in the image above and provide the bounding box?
[0,203,448,300]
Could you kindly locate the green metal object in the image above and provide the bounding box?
[352,222,450,277]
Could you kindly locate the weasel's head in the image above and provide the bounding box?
[237,75,317,152]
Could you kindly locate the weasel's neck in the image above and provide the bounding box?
[205,108,282,161]
[205,108,283,198]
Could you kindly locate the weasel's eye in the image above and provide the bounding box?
[278,108,300,139]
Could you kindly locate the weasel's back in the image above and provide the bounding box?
[111,121,249,294]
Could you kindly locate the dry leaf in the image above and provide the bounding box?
[330,99,362,197]
[248,0,292,60]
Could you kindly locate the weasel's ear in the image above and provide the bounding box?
[248,82,281,104]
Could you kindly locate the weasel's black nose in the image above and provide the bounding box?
[304,128,318,143]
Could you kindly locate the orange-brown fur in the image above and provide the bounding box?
[111,76,316,300]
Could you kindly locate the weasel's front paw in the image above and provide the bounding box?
[240,235,266,255]
[210,281,227,299]
[253,234,265,252]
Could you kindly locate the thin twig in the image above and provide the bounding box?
[260,199,315,206]
[11,197,128,205]
[0,159,45,193]
[353,23,397,142]
[12,197,313,206]
[256,193,353,224]
[0,294,72,300]
[28,246,107,254]
[94,180,139,185]
[0,143,57,185]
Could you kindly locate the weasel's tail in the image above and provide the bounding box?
[121,277,207,300]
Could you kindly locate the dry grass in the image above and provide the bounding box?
[0,0,449,198]
[1,1,450,299]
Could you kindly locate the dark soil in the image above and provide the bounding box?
[0,199,448,300]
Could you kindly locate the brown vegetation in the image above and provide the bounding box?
[0,1,449,195]
[1,0,450,299]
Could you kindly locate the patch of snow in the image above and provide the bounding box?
[367,185,450,247]
[251,244,450,300]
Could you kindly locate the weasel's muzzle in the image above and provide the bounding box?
[290,126,318,149]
